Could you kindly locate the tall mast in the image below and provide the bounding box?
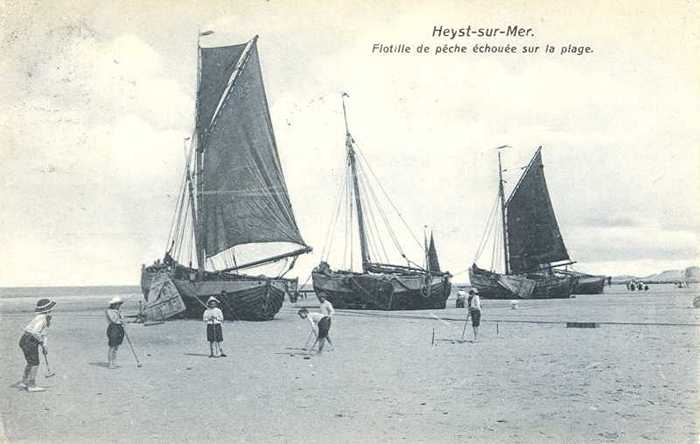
[194,35,206,275]
[342,93,371,271]
[497,146,510,274]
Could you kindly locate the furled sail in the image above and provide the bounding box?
[505,148,569,273]
[427,233,441,273]
[197,40,306,258]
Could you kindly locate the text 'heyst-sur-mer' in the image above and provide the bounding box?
[431,25,535,39]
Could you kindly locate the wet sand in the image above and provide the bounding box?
[1,284,698,443]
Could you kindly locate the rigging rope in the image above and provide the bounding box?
[357,156,408,260]
[355,144,423,249]
[473,194,500,263]
[359,171,390,263]
[320,166,349,261]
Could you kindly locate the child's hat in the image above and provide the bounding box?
[35,298,56,313]
[469,288,479,295]
[207,296,220,305]
[109,296,124,305]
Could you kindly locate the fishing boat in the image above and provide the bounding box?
[469,147,577,299]
[140,35,311,321]
[311,94,451,310]
[557,270,607,294]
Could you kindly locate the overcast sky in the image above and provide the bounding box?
[1,0,698,286]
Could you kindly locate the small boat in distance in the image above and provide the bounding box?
[141,35,311,321]
[311,94,451,310]
[469,146,577,299]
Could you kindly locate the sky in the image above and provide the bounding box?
[0,0,698,286]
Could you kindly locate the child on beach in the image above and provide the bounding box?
[106,296,125,369]
[467,289,481,342]
[318,294,335,349]
[203,296,226,358]
[18,298,56,392]
[298,308,331,354]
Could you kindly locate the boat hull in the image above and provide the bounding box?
[312,270,451,310]
[469,264,575,299]
[140,266,284,321]
[573,275,606,294]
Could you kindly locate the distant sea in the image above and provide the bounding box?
[0,286,141,299]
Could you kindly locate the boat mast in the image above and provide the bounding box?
[194,35,206,276]
[342,93,371,271]
[497,146,510,275]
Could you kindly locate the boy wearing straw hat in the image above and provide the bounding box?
[18,298,56,392]
[106,296,125,369]
[203,296,226,358]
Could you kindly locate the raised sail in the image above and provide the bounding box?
[505,147,569,274]
[141,35,310,321]
[427,233,441,273]
[197,41,307,259]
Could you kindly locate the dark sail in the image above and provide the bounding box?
[198,40,306,258]
[197,44,247,138]
[427,233,441,272]
[505,148,569,273]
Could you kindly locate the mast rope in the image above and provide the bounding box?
[356,153,408,260]
[359,172,389,263]
[320,162,349,261]
[356,162,393,263]
[348,165,355,270]
[355,145,423,249]
[473,194,500,263]
[165,166,189,255]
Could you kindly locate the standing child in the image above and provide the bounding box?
[468,288,482,342]
[318,294,335,349]
[106,296,125,369]
[203,296,226,358]
[18,298,56,392]
[298,308,331,354]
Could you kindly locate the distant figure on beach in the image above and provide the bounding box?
[628,281,636,291]
[637,282,643,291]
[18,298,56,392]
[105,296,125,369]
[467,289,481,342]
[456,290,465,308]
[298,308,332,354]
[203,296,226,358]
[318,293,335,349]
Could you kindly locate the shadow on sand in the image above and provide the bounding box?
[88,361,111,368]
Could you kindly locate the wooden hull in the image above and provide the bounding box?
[312,269,451,310]
[140,266,284,321]
[573,275,606,294]
[469,264,575,299]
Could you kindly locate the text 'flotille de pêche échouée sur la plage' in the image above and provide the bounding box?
[371,25,593,56]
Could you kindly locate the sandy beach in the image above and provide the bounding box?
[1,284,698,443]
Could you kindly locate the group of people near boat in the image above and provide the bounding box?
[627,281,649,291]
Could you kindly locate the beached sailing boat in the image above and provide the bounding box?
[556,270,607,294]
[311,94,451,310]
[469,146,577,299]
[140,35,311,321]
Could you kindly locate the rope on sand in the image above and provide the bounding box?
[335,310,700,327]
